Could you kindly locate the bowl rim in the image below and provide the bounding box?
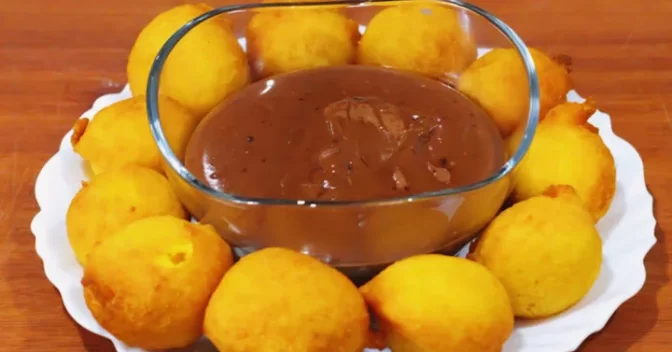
[146,0,540,207]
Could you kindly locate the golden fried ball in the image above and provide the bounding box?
[128,3,249,116]
[204,247,370,352]
[361,255,513,352]
[72,95,199,175]
[469,185,602,318]
[507,100,616,220]
[247,9,360,78]
[66,166,186,266]
[458,48,573,136]
[83,215,233,349]
[357,3,476,79]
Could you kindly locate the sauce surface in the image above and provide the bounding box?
[185,65,505,201]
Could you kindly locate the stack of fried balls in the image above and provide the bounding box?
[65,2,616,351]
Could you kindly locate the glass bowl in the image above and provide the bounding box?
[146,0,540,281]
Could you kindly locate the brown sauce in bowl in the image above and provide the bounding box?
[185,65,505,201]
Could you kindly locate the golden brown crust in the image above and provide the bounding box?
[70,118,89,147]
[204,247,369,352]
[365,329,387,350]
[552,54,573,73]
[543,184,579,199]
[545,99,597,126]
[590,149,617,220]
[459,48,572,136]
[359,4,475,79]
[360,255,513,351]
[509,99,616,221]
[247,10,360,79]
[82,216,232,350]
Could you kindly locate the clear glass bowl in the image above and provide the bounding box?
[147,0,540,281]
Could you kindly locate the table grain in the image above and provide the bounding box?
[1,0,671,351]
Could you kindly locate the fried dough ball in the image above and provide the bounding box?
[469,185,602,318]
[458,48,573,136]
[361,255,513,352]
[66,166,186,265]
[204,248,370,352]
[246,8,360,78]
[128,3,249,116]
[507,100,616,220]
[72,95,199,175]
[83,216,233,349]
[357,3,476,79]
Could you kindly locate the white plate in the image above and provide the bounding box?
[31,44,656,352]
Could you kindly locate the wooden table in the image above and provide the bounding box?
[1,0,671,350]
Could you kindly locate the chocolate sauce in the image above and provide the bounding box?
[185,65,505,201]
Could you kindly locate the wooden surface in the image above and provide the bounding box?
[1,0,671,351]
